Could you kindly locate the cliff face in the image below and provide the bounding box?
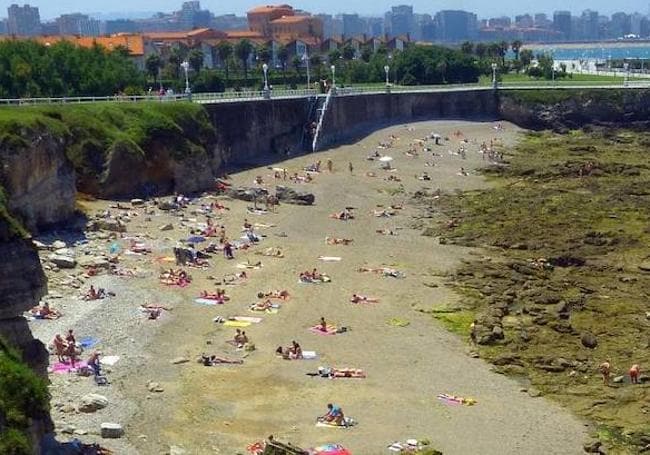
[0,129,76,232]
[0,217,52,452]
[498,89,650,130]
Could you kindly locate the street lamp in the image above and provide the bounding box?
[180,60,190,96]
[331,64,336,88]
[624,62,630,87]
[491,63,498,89]
[262,62,271,97]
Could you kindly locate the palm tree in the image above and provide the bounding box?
[328,49,341,64]
[511,40,523,60]
[277,45,289,87]
[188,49,204,74]
[460,41,474,55]
[498,41,509,65]
[257,45,271,64]
[167,47,183,79]
[309,53,322,80]
[342,44,355,61]
[292,55,302,76]
[145,54,161,86]
[520,49,534,68]
[216,41,233,83]
[475,43,487,59]
[234,39,254,79]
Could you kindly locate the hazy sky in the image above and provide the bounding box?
[5,0,650,20]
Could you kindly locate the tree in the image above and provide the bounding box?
[309,53,323,79]
[520,49,533,68]
[292,55,302,75]
[216,41,233,83]
[188,49,204,74]
[461,41,474,55]
[234,39,254,79]
[145,54,161,85]
[277,45,289,87]
[342,44,355,61]
[328,49,341,64]
[475,43,487,59]
[167,47,183,79]
[511,40,522,60]
[360,45,372,63]
[498,41,509,65]
[257,45,271,64]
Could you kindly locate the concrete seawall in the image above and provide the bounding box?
[203,90,500,164]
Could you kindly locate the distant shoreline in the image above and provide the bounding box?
[523,41,650,49]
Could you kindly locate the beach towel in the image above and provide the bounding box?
[310,444,352,455]
[100,355,120,366]
[223,320,251,328]
[318,256,342,262]
[79,336,99,349]
[437,393,477,406]
[195,298,225,306]
[50,361,88,374]
[232,316,263,323]
[302,351,318,360]
[249,306,279,314]
[309,325,338,336]
[315,417,355,428]
[387,318,410,327]
[237,263,263,270]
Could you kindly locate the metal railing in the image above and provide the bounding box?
[1,82,650,107]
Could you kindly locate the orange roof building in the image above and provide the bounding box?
[247,4,322,42]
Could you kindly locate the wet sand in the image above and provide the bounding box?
[34,120,588,454]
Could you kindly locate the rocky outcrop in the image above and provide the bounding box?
[226,186,269,202]
[275,185,315,205]
[0,129,76,232]
[499,89,650,130]
[0,220,52,452]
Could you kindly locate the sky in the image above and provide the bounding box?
[3,0,650,21]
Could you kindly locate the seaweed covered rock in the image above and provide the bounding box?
[275,186,315,206]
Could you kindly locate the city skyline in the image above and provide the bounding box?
[6,1,650,21]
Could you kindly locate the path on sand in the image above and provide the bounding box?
[33,120,588,454]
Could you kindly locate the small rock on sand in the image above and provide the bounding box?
[100,422,124,439]
[147,381,164,393]
[160,223,174,231]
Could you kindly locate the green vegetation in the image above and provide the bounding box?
[0,338,50,454]
[0,102,214,186]
[0,40,143,98]
[426,130,650,451]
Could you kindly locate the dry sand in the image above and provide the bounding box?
[33,120,588,454]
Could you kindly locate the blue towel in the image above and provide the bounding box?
[79,336,99,349]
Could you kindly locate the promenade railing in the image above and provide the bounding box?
[1,82,650,107]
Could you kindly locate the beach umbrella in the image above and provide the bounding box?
[186,235,206,244]
[379,156,393,162]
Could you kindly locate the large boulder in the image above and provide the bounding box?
[100,422,123,439]
[226,186,269,202]
[581,332,598,349]
[78,393,109,413]
[48,254,76,269]
[275,186,315,206]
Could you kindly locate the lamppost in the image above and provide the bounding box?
[384,65,391,93]
[304,52,310,90]
[180,60,191,98]
[330,64,336,93]
[262,63,270,98]
[624,62,630,87]
[491,63,498,90]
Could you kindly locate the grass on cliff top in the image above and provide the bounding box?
[499,88,647,105]
[0,338,50,454]
[0,102,214,177]
[427,129,650,451]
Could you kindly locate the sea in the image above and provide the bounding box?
[523,43,650,61]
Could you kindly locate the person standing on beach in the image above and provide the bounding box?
[630,364,640,384]
[599,360,611,385]
[348,162,353,174]
[327,159,333,172]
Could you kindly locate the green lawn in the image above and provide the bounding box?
[479,72,626,86]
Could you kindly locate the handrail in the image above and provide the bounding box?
[1,83,650,107]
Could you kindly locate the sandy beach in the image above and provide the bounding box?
[31,120,588,454]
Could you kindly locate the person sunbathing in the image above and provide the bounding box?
[373,209,396,217]
[350,294,379,304]
[329,209,353,220]
[250,299,275,312]
[200,289,229,302]
[30,302,61,319]
[318,317,328,332]
[317,366,366,378]
[201,354,243,366]
[376,228,397,236]
[326,237,353,245]
[83,286,110,301]
[417,172,431,181]
[257,290,290,300]
[129,240,151,254]
[289,341,303,359]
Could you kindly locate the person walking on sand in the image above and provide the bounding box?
[348,162,353,174]
[630,364,640,384]
[327,159,333,172]
[599,360,611,385]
